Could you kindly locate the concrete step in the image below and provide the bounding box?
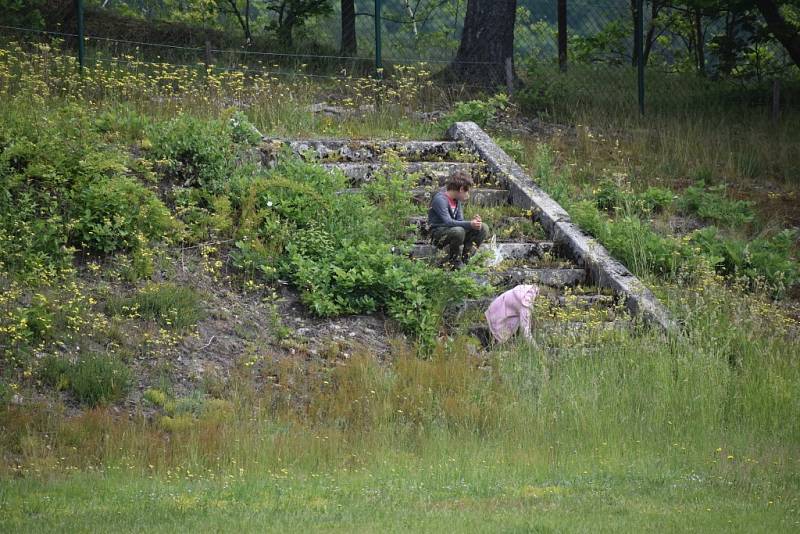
[490,267,587,287]
[409,215,544,241]
[457,292,614,317]
[321,161,495,187]
[337,187,511,208]
[261,138,470,163]
[410,187,509,207]
[408,242,554,261]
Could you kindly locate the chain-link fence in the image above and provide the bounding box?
[1,1,798,118]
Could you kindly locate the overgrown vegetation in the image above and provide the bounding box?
[529,144,799,297]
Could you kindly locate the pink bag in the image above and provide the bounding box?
[484,284,540,343]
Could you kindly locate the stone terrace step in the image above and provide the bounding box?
[261,138,470,163]
[457,292,615,316]
[336,187,511,207]
[410,187,510,207]
[321,162,494,187]
[490,267,587,288]
[409,242,554,261]
[409,215,543,241]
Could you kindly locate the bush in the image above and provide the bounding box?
[678,181,755,227]
[0,103,178,280]
[444,94,510,128]
[38,353,131,406]
[517,59,568,114]
[68,353,132,406]
[595,180,674,216]
[70,176,177,253]
[106,283,204,330]
[147,112,258,192]
[691,227,799,297]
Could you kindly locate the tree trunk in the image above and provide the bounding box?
[643,0,664,67]
[340,0,357,55]
[755,0,800,69]
[442,0,518,85]
[694,8,706,76]
[227,0,253,45]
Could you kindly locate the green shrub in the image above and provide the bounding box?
[228,111,262,146]
[147,112,259,192]
[38,355,72,391]
[678,181,755,227]
[496,137,524,161]
[517,60,568,114]
[106,283,204,330]
[691,227,799,296]
[38,353,132,406]
[68,353,131,406]
[70,176,177,254]
[444,94,509,128]
[639,187,675,213]
[595,180,674,216]
[0,103,177,280]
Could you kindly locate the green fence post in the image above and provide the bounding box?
[374,0,382,79]
[75,0,85,74]
[635,0,645,115]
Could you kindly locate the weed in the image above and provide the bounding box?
[679,181,755,226]
[38,353,132,407]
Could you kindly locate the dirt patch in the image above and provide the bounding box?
[149,250,394,394]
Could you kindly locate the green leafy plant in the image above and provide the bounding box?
[38,353,131,407]
[146,115,242,192]
[444,94,510,128]
[106,283,204,330]
[691,227,799,297]
[68,353,132,406]
[71,176,177,254]
[595,179,674,216]
[679,181,755,227]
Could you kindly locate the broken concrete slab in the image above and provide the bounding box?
[491,267,587,288]
[408,215,541,241]
[322,161,492,186]
[410,187,509,207]
[336,186,511,208]
[408,241,554,260]
[456,293,616,320]
[447,121,676,332]
[261,137,469,163]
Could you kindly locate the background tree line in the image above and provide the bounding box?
[3,0,799,84]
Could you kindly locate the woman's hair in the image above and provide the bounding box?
[445,171,474,192]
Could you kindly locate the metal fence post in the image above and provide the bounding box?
[635,0,645,115]
[558,0,567,72]
[75,0,85,73]
[374,0,383,79]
